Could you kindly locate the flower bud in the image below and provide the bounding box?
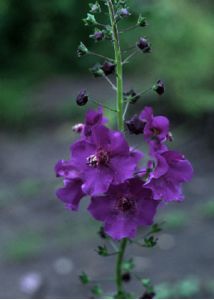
[90,29,105,41]
[101,61,115,76]
[118,8,131,17]
[137,15,147,27]
[89,2,101,14]
[122,272,131,282]
[126,114,145,134]
[77,42,88,57]
[137,37,151,53]
[76,90,88,106]
[124,89,140,104]
[83,13,97,26]
[72,123,84,134]
[153,80,165,95]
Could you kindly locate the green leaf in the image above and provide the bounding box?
[91,285,103,297]
[144,236,158,248]
[79,272,90,285]
[122,258,135,272]
[96,245,109,256]
[83,13,97,26]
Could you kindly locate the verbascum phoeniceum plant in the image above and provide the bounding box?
[55,0,193,298]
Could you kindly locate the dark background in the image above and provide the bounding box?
[0,0,213,298]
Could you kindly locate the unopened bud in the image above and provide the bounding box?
[153,80,165,95]
[76,90,88,106]
[137,37,151,53]
[118,8,131,17]
[77,42,88,57]
[90,29,104,41]
[124,89,140,104]
[101,61,115,76]
[137,15,147,27]
[126,114,145,134]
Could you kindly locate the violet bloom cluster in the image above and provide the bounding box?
[55,107,193,240]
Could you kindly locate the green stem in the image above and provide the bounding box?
[116,238,128,296]
[107,0,124,131]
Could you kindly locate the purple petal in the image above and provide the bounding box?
[104,214,137,240]
[135,188,160,225]
[81,166,113,196]
[140,106,153,122]
[91,125,111,149]
[163,151,193,182]
[71,140,96,170]
[88,196,113,221]
[56,179,85,211]
[109,131,129,156]
[146,177,184,202]
[55,160,79,179]
[110,156,137,184]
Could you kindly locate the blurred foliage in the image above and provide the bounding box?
[0,0,213,128]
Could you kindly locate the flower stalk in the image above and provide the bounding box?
[107,0,124,131]
[115,238,128,297]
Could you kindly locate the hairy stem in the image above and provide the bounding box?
[107,0,124,131]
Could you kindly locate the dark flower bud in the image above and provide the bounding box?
[153,80,165,95]
[89,2,101,14]
[124,89,140,104]
[101,61,115,76]
[76,90,88,106]
[126,114,145,135]
[90,29,105,41]
[90,63,104,77]
[137,37,151,53]
[83,13,97,26]
[122,272,131,282]
[137,15,148,27]
[118,8,131,17]
[77,42,88,57]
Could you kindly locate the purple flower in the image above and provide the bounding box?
[140,106,169,142]
[55,160,85,210]
[88,178,160,240]
[71,125,143,196]
[145,150,193,202]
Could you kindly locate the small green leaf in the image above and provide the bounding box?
[144,236,158,248]
[79,272,90,285]
[91,285,103,297]
[89,2,101,14]
[122,258,135,272]
[83,13,97,26]
[96,245,109,256]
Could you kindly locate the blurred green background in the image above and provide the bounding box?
[0,0,214,298]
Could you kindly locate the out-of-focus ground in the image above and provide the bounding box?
[0,78,214,299]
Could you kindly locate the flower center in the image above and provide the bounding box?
[151,127,161,136]
[117,196,135,213]
[87,149,109,167]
